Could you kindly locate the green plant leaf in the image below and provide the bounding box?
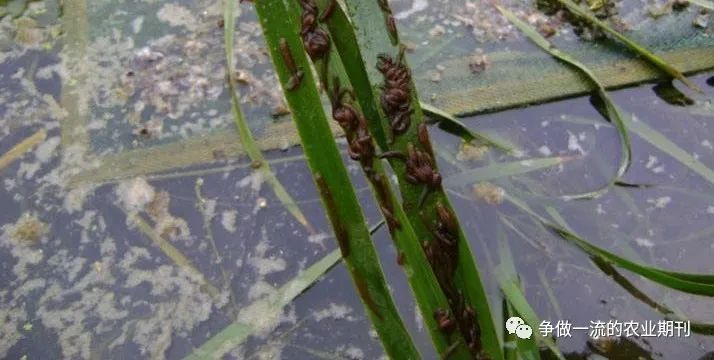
[284,0,472,355]
[552,113,714,188]
[624,114,714,186]
[496,5,632,201]
[443,156,571,188]
[184,250,342,360]
[496,225,545,360]
[496,234,563,360]
[420,102,514,153]
[505,194,714,296]
[251,1,419,357]
[549,0,702,92]
[336,1,504,358]
[223,0,316,235]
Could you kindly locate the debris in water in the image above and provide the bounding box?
[647,196,672,209]
[221,210,238,233]
[468,52,489,74]
[429,24,446,37]
[13,18,44,47]
[635,237,655,248]
[313,303,355,322]
[456,141,489,162]
[472,182,505,205]
[9,213,47,244]
[116,177,156,213]
[694,11,709,28]
[538,145,552,156]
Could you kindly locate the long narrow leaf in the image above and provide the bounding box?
[552,114,714,192]
[495,235,563,360]
[443,156,571,188]
[625,115,714,187]
[505,194,714,296]
[251,1,419,357]
[497,5,632,201]
[224,0,316,235]
[185,250,342,359]
[420,102,514,153]
[286,0,472,355]
[496,225,547,360]
[336,1,504,357]
[0,128,46,171]
[551,0,702,92]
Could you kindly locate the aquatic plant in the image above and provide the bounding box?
[2,0,713,358]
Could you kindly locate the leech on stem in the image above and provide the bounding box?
[279,38,303,90]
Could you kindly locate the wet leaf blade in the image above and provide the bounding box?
[185,250,342,360]
[224,0,316,235]
[624,115,714,187]
[505,195,714,295]
[339,1,504,358]
[496,226,544,360]
[298,0,472,355]
[497,5,632,201]
[0,128,46,171]
[495,238,563,360]
[552,113,714,193]
[252,1,420,357]
[420,102,514,153]
[498,276,563,360]
[443,156,570,188]
[550,0,702,92]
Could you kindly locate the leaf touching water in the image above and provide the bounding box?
[421,102,514,153]
[185,250,342,360]
[497,5,632,201]
[0,128,46,171]
[506,194,714,297]
[550,0,702,92]
[443,156,571,188]
[223,0,316,235]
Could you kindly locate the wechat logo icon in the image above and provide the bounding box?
[506,316,533,340]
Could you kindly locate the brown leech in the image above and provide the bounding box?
[377,46,413,142]
[299,0,331,60]
[329,77,360,131]
[405,143,441,207]
[377,0,399,43]
[279,38,304,91]
[315,175,349,257]
[355,275,383,320]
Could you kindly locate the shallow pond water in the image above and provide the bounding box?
[1,0,713,359]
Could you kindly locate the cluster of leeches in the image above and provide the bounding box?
[374,13,485,355]
[284,0,484,356]
[377,47,413,143]
[377,0,399,43]
[426,204,484,357]
[376,39,486,359]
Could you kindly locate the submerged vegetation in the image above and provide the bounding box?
[0,0,713,359]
